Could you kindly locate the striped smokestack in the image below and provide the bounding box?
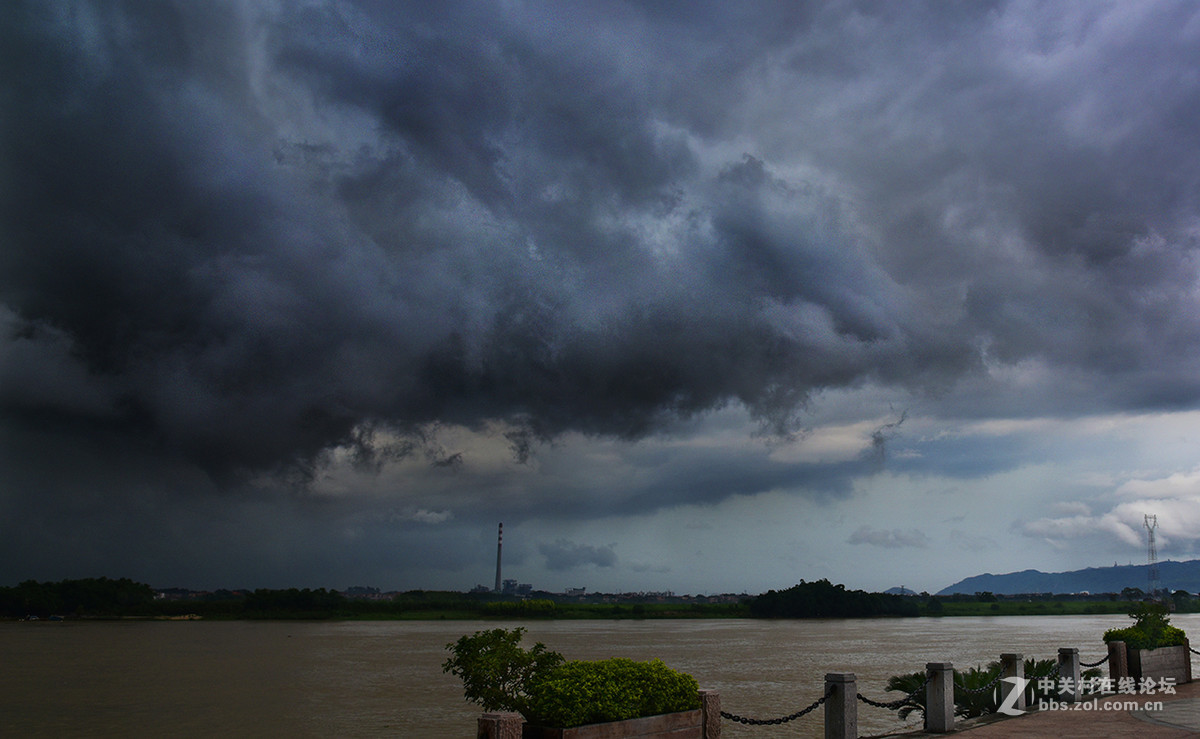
[494,522,503,592]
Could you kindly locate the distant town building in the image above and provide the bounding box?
[501,579,532,596]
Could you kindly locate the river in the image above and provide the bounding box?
[5,613,1197,737]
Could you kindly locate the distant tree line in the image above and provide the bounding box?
[8,577,1187,620]
[749,579,920,618]
[0,578,155,618]
[241,588,350,618]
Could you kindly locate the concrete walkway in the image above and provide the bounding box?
[878,676,1200,738]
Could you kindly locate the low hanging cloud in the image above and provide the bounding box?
[847,526,931,549]
[406,509,454,525]
[539,539,618,571]
[1020,469,1200,550]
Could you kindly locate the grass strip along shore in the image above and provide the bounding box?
[6,577,1197,621]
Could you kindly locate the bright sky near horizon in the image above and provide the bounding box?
[6,1,1200,595]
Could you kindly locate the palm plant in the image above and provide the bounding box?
[954,664,1001,718]
[884,671,928,720]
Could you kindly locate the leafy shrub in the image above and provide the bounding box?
[444,628,699,727]
[527,658,700,728]
[883,665,1002,720]
[442,627,565,717]
[1104,601,1188,650]
[884,670,928,720]
[1023,658,1059,705]
[954,664,1000,718]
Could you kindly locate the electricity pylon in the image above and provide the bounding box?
[1145,514,1161,600]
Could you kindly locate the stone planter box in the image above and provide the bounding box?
[1128,642,1193,684]
[479,690,719,739]
[522,709,704,739]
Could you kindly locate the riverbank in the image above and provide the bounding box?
[5,601,1165,621]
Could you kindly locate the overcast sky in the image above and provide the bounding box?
[6,1,1200,595]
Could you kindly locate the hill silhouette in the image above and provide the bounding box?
[938,560,1200,595]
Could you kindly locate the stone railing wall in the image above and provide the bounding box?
[477,641,1192,738]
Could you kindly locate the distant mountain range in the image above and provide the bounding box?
[937,559,1200,596]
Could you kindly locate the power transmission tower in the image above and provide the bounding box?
[1145,514,1161,600]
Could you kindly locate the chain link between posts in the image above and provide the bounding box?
[957,668,1003,695]
[721,652,1095,727]
[955,656,1072,699]
[1032,660,1061,680]
[719,685,833,725]
[1080,654,1109,668]
[857,669,934,711]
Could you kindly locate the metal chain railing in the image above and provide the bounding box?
[856,692,917,710]
[1190,646,1200,656]
[720,685,832,725]
[721,650,1101,728]
[957,669,1003,695]
[858,669,933,711]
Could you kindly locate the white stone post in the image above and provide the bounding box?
[925,662,955,733]
[824,672,857,739]
[1000,653,1025,712]
[1058,648,1081,703]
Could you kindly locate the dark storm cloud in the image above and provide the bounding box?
[539,539,617,571]
[5,1,1200,519]
[783,2,1200,410]
[0,1,928,482]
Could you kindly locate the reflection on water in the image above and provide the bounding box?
[5,614,1190,738]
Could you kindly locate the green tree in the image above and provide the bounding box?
[750,579,918,618]
[0,578,154,618]
[443,628,565,717]
[1172,589,1192,611]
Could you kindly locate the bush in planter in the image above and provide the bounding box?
[526,657,700,728]
[444,628,700,728]
[1103,601,1187,650]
